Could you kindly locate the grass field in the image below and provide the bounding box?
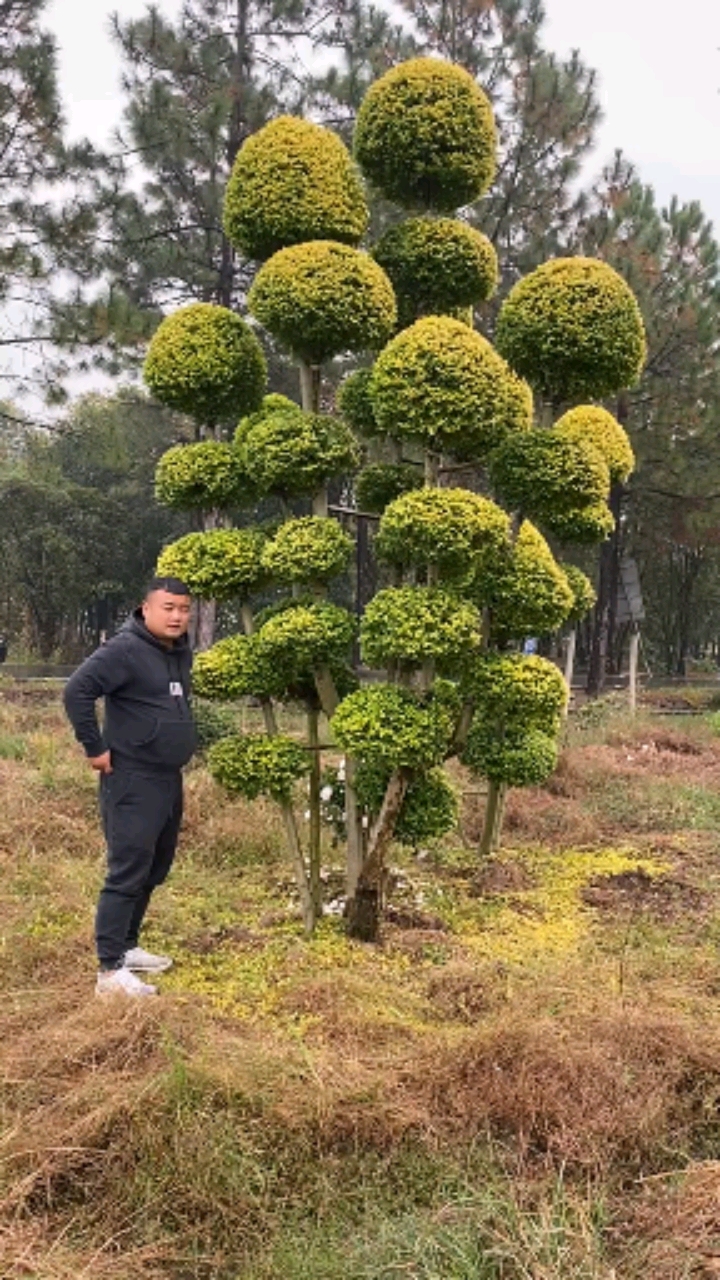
[4,681,720,1277]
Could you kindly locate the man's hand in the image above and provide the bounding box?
[88,750,112,774]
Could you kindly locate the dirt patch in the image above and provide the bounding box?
[426,964,508,1023]
[181,923,264,954]
[582,869,709,921]
[469,858,537,896]
[384,903,447,931]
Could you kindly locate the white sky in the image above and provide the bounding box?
[46,0,720,231]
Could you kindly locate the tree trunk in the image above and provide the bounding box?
[217,0,250,308]
[345,768,410,941]
[308,705,323,918]
[478,778,503,860]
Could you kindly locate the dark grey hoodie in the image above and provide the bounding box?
[63,609,197,772]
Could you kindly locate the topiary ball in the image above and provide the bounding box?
[354,57,496,211]
[482,520,574,640]
[235,393,303,447]
[336,367,380,437]
[561,564,597,624]
[489,430,610,520]
[223,116,368,261]
[376,487,510,582]
[257,601,356,685]
[331,683,454,770]
[554,405,635,484]
[208,733,310,801]
[370,316,532,461]
[238,407,359,499]
[355,463,424,514]
[462,722,559,787]
[542,502,615,546]
[373,217,498,329]
[249,241,396,365]
[144,303,267,425]
[262,516,354,585]
[192,634,262,700]
[495,258,647,403]
[157,528,267,600]
[356,762,458,845]
[155,441,254,510]
[464,652,568,734]
[360,585,481,670]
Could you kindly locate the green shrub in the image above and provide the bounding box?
[464,652,568,733]
[373,216,498,329]
[238,408,359,499]
[192,700,238,755]
[490,430,610,520]
[144,303,267,425]
[376,487,510,582]
[257,601,356,685]
[192,634,264,701]
[157,528,268,600]
[354,57,496,211]
[235,393,303,447]
[554,404,635,484]
[262,517,354,585]
[336,368,380,437]
[223,116,368,261]
[208,733,310,800]
[355,462,423,513]
[155,441,255,511]
[542,502,615,546]
[370,316,532,461]
[495,257,647,402]
[360,586,481,669]
[355,762,459,845]
[249,241,396,364]
[562,563,597,624]
[482,521,574,640]
[331,683,454,770]
[462,722,559,786]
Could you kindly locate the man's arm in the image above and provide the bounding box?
[63,641,131,766]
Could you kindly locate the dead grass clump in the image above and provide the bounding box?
[615,1160,720,1279]
[582,869,708,921]
[426,962,508,1023]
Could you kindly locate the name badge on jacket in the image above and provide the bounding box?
[169,681,184,697]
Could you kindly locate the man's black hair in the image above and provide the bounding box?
[145,576,191,598]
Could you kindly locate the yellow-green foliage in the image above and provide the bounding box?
[562,563,597,624]
[463,721,559,786]
[355,462,423,514]
[144,303,267,425]
[554,404,635,484]
[483,520,574,640]
[490,429,610,521]
[360,585,481,669]
[261,517,353,585]
[238,406,359,499]
[157,528,267,600]
[544,502,615,546]
[223,116,368,261]
[235,393,303,446]
[465,653,568,732]
[192,635,265,701]
[370,316,532,461]
[356,762,459,845]
[155,441,253,511]
[257,601,356,686]
[208,733,309,801]
[495,257,647,402]
[331,683,454,770]
[354,57,496,211]
[374,217,498,329]
[376,487,510,582]
[336,367,379,437]
[249,241,397,364]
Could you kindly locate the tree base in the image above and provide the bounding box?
[345,886,380,942]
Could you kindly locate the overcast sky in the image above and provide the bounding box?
[46,0,720,229]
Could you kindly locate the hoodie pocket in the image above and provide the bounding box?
[145,718,198,768]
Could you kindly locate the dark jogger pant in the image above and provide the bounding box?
[97,768,183,968]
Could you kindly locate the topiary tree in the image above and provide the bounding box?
[149,59,645,941]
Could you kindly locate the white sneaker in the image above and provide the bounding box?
[96,966,157,997]
[123,946,173,974]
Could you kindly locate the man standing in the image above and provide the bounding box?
[64,577,197,996]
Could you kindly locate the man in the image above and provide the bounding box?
[64,577,197,996]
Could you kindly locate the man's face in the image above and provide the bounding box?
[142,590,192,642]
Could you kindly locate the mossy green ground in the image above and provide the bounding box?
[4,681,720,1277]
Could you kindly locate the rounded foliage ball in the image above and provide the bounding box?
[157,528,267,600]
[336,368,380,437]
[257,601,356,685]
[482,520,574,640]
[495,257,647,402]
[235,393,302,447]
[541,501,615,546]
[238,407,359,499]
[356,762,458,845]
[360,585,481,670]
[262,516,354,585]
[331,683,454,770]
[354,57,496,211]
[374,217,498,329]
[192,635,260,701]
[490,429,610,519]
[376,487,510,581]
[208,733,310,801]
[155,441,254,511]
[554,405,635,484]
[355,462,424,514]
[464,652,568,733]
[144,303,267,425]
[462,722,559,787]
[562,564,597,623]
[249,241,396,364]
[223,116,368,261]
[370,316,532,461]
